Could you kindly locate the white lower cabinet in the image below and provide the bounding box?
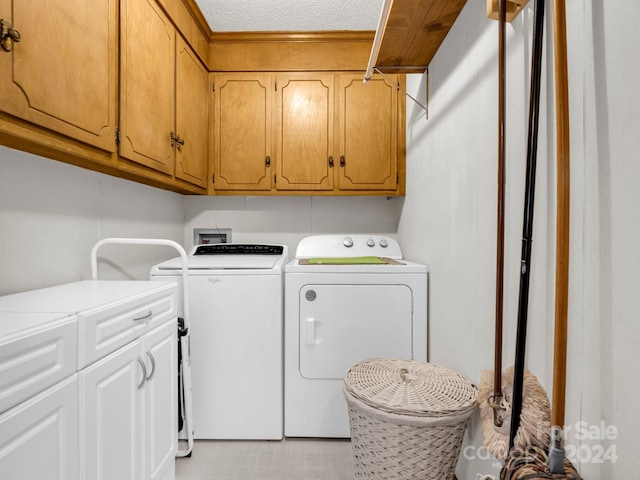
[0,375,79,480]
[0,281,179,480]
[80,320,177,480]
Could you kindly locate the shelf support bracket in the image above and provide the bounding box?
[371,67,429,119]
[487,0,529,22]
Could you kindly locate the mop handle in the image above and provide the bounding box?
[551,0,571,431]
[509,0,546,451]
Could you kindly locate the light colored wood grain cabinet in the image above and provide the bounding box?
[211,72,404,195]
[337,73,399,191]
[120,0,208,188]
[120,0,175,174]
[175,35,209,188]
[0,0,118,152]
[212,74,273,190]
[275,74,335,191]
[0,0,209,194]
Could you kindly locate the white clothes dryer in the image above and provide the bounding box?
[151,243,288,440]
[284,235,428,438]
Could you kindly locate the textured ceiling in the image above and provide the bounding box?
[193,0,384,32]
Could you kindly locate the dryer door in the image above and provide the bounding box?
[299,284,413,379]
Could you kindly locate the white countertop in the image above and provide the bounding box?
[0,280,178,313]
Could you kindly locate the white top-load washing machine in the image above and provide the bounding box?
[151,243,288,440]
[284,235,428,438]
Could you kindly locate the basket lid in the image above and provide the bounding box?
[343,358,477,417]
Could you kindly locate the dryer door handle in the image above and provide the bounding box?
[305,317,316,345]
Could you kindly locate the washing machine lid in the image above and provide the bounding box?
[153,244,288,271]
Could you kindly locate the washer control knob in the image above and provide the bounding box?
[379,239,389,248]
[366,238,375,247]
[343,236,354,248]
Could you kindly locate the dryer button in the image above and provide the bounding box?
[343,237,354,248]
[366,239,375,247]
[305,290,317,301]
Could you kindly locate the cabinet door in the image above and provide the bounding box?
[175,35,209,188]
[0,375,79,480]
[337,73,398,191]
[120,0,175,174]
[0,0,117,152]
[275,74,334,190]
[79,340,144,480]
[213,74,273,190]
[143,321,177,480]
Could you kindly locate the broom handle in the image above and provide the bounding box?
[509,0,545,451]
[494,0,507,398]
[552,0,570,430]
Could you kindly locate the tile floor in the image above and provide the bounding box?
[175,438,355,480]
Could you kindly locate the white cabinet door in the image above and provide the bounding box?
[79,339,144,480]
[0,375,79,480]
[143,320,177,480]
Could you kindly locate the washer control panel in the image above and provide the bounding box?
[193,244,284,255]
[295,235,402,259]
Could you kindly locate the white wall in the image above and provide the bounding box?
[399,0,640,478]
[184,195,404,255]
[0,146,185,295]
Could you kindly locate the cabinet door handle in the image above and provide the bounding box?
[0,19,21,53]
[137,357,147,390]
[133,310,153,322]
[265,156,271,167]
[175,134,185,151]
[145,350,156,381]
[328,156,334,168]
[170,131,185,151]
[340,155,346,167]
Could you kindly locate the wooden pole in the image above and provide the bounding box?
[551,0,570,431]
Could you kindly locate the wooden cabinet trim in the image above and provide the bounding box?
[209,31,375,72]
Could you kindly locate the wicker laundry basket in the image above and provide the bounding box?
[343,358,478,480]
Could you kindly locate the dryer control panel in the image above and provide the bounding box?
[295,235,402,259]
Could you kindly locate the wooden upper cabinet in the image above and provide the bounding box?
[175,36,209,188]
[212,74,272,190]
[275,74,334,191]
[337,74,398,191]
[0,0,117,152]
[119,0,175,174]
[211,72,404,195]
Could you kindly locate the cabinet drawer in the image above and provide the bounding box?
[78,288,177,369]
[0,316,77,414]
